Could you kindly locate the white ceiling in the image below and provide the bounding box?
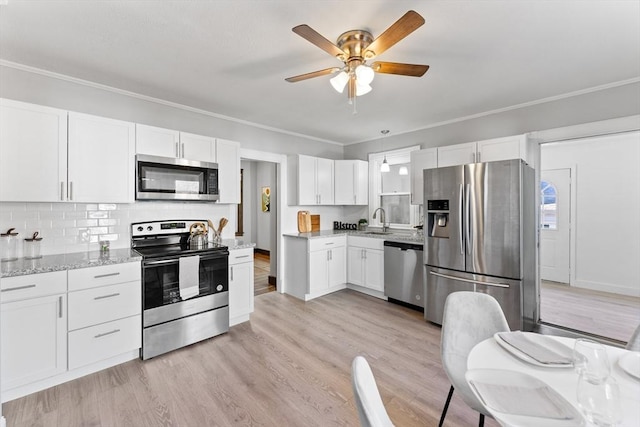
[1,1,639,145]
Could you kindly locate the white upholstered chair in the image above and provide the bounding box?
[439,291,510,427]
[626,323,640,352]
[351,356,394,427]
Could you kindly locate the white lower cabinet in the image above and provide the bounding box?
[1,271,68,393]
[229,247,254,326]
[284,235,346,301]
[347,236,384,292]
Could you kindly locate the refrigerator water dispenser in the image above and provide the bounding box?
[427,199,450,239]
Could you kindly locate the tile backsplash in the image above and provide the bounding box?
[1,201,235,257]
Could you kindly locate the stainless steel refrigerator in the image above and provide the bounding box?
[423,159,536,331]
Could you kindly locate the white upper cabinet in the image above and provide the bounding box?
[215,138,241,204]
[410,148,437,205]
[68,112,135,203]
[135,124,180,158]
[334,160,368,205]
[136,124,215,162]
[180,132,215,163]
[437,141,478,167]
[437,134,533,168]
[289,154,335,205]
[0,99,67,202]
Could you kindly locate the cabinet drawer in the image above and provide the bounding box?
[68,261,140,291]
[68,314,141,370]
[309,236,346,252]
[347,236,384,250]
[1,271,67,303]
[68,281,141,331]
[229,247,254,265]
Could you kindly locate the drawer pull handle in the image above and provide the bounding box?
[94,329,120,339]
[94,293,120,300]
[94,272,120,279]
[235,255,250,259]
[1,284,36,292]
[324,242,334,245]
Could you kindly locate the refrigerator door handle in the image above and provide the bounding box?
[465,183,472,255]
[429,270,510,288]
[458,183,464,255]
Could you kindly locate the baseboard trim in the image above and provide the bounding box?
[254,248,270,256]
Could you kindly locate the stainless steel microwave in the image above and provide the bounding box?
[135,154,219,201]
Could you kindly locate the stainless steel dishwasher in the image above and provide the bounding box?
[384,241,424,310]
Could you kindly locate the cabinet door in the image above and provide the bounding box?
[347,246,364,286]
[364,249,384,291]
[328,246,346,287]
[229,260,254,323]
[476,134,526,164]
[135,124,180,158]
[68,112,135,203]
[1,294,67,391]
[298,155,317,205]
[410,148,437,205]
[316,157,334,205]
[437,142,477,167]
[334,160,355,205]
[215,138,241,204]
[309,250,328,293]
[180,132,215,162]
[354,161,368,205]
[0,99,67,202]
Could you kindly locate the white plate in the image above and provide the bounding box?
[495,332,574,368]
[466,369,585,427]
[618,352,640,380]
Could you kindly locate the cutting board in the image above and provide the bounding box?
[297,211,311,232]
[310,215,320,232]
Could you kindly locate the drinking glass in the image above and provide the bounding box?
[573,338,610,382]
[576,374,622,426]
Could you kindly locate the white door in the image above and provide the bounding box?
[540,169,571,283]
[297,155,317,205]
[328,246,346,287]
[347,246,364,286]
[215,138,240,203]
[437,142,477,167]
[229,260,254,322]
[135,124,179,157]
[309,250,328,293]
[364,249,384,291]
[180,132,214,162]
[316,157,334,205]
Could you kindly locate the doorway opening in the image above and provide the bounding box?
[538,132,640,343]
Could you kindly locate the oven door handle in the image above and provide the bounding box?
[144,252,228,266]
[144,258,179,266]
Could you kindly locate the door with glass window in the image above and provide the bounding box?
[540,169,571,284]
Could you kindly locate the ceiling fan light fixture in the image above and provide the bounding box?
[330,71,349,93]
[355,82,372,96]
[355,64,375,85]
[380,157,390,173]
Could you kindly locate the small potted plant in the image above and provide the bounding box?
[358,218,368,231]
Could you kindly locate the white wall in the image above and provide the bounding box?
[255,162,276,252]
[541,131,640,297]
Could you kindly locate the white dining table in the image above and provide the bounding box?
[467,335,640,427]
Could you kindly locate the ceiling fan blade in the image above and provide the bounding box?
[285,67,341,83]
[372,62,429,77]
[364,10,425,59]
[292,25,347,60]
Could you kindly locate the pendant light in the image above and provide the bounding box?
[380,130,390,173]
[398,166,408,175]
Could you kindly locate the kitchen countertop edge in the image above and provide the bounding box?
[283,230,423,243]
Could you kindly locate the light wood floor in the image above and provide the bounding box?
[254,252,275,296]
[540,281,640,343]
[3,290,497,427]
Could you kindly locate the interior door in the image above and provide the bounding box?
[540,169,571,283]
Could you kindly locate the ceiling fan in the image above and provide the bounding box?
[285,10,429,101]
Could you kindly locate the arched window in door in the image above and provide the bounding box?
[541,180,558,230]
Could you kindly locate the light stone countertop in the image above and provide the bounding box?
[283,229,424,244]
[220,239,256,250]
[1,248,142,278]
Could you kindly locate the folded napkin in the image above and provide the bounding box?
[497,331,573,365]
[179,255,200,300]
[469,380,576,419]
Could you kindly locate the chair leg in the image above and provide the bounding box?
[438,385,455,427]
[478,413,485,427]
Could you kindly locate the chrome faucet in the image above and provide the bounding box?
[372,208,388,232]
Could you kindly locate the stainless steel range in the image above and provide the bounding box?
[132,220,229,360]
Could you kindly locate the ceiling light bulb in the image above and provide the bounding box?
[355,64,375,85]
[356,82,372,96]
[330,71,349,93]
[380,157,390,173]
[399,166,409,175]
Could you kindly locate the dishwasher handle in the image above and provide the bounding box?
[383,241,423,251]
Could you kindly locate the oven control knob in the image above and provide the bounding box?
[147,226,153,231]
[216,285,223,291]
[137,226,143,232]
